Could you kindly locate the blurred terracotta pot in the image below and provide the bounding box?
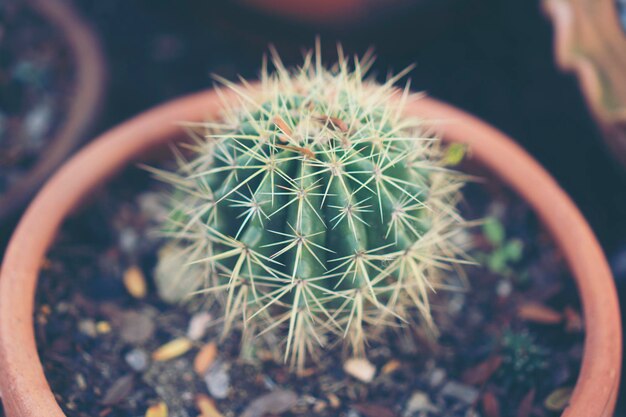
[0,0,106,223]
[0,89,620,416]
[543,0,626,168]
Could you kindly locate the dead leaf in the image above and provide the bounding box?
[272,116,292,136]
[544,387,573,411]
[315,115,349,133]
[462,356,502,386]
[518,303,562,324]
[481,391,501,417]
[124,266,147,298]
[196,394,224,417]
[152,338,193,361]
[276,144,317,160]
[352,404,396,417]
[516,389,535,417]
[101,374,134,405]
[194,342,218,375]
[564,307,583,332]
[145,402,168,417]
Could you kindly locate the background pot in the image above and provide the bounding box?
[543,0,626,169]
[0,89,620,416]
[0,0,106,225]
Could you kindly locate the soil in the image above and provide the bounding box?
[30,163,584,417]
[0,0,74,195]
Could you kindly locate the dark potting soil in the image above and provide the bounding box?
[0,0,74,195]
[32,165,584,417]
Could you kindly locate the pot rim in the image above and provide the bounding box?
[0,89,620,417]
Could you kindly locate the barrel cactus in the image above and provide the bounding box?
[154,48,468,369]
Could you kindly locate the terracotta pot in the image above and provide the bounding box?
[543,0,626,169]
[0,0,107,223]
[0,89,620,416]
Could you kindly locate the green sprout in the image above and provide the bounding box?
[496,330,548,391]
[151,46,469,369]
[481,216,524,278]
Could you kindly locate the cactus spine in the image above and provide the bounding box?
[155,47,468,369]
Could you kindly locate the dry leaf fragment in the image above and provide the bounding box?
[544,387,573,411]
[276,144,317,160]
[481,391,501,417]
[462,356,502,386]
[518,303,562,324]
[272,116,293,136]
[194,342,218,375]
[196,394,224,417]
[316,115,349,132]
[124,266,147,299]
[564,306,583,332]
[152,338,193,361]
[516,389,535,417]
[145,402,168,417]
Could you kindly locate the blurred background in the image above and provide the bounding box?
[2,0,626,414]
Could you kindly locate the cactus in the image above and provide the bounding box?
[154,46,468,369]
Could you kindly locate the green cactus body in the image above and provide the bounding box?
[155,49,467,368]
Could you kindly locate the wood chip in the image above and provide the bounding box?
[462,356,502,386]
[123,266,147,299]
[518,303,562,324]
[327,393,341,408]
[544,387,573,411]
[145,402,168,417]
[517,389,535,417]
[196,394,224,417]
[194,342,218,375]
[343,358,376,383]
[152,338,193,361]
[481,391,501,417]
[381,359,401,375]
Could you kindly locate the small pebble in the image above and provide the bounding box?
[344,358,376,383]
[187,312,213,341]
[125,349,149,372]
[404,391,438,416]
[496,279,513,297]
[119,228,139,254]
[120,310,155,344]
[441,381,480,404]
[204,361,230,399]
[429,368,446,387]
[240,389,298,417]
[78,319,97,337]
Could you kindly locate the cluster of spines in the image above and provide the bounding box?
[154,45,468,369]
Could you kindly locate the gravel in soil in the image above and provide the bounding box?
[30,167,584,417]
